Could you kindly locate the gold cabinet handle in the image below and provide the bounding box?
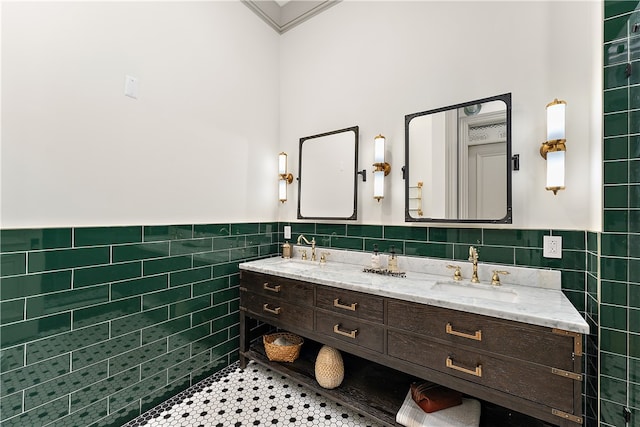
[263,282,281,293]
[446,356,482,377]
[446,323,482,341]
[262,304,282,315]
[333,324,358,339]
[333,298,358,311]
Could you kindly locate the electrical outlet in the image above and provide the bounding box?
[543,235,562,259]
[284,226,291,240]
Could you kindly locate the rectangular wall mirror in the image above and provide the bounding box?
[405,93,512,223]
[298,126,359,220]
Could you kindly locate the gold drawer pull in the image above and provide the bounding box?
[446,356,482,377]
[333,324,358,339]
[262,304,282,315]
[333,298,358,311]
[263,282,281,293]
[446,323,482,341]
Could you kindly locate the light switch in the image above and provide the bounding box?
[284,226,291,240]
[124,75,139,99]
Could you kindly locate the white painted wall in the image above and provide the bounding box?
[1,1,603,231]
[279,1,602,230]
[1,1,280,228]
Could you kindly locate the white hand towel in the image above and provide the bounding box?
[396,390,481,427]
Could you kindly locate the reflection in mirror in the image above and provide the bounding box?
[298,126,359,220]
[405,93,512,223]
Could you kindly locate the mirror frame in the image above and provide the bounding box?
[297,126,359,221]
[404,93,512,224]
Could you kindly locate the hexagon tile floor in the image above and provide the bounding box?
[123,361,383,427]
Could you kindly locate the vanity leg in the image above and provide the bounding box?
[239,310,250,369]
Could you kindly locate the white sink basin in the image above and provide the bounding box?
[430,281,518,303]
[275,259,318,271]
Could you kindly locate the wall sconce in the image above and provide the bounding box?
[540,99,566,195]
[278,152,294,203]
[373,134,391,202]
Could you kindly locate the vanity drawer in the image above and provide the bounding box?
[241,292,314,331]
[387,330,578,414]
[387,299,576,370]
[241,271,314,306]
[316,286,384,323]
[315,311,384,353]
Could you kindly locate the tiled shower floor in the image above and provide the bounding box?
[123,361,383,427]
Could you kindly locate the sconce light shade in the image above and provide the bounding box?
[372,134,391,202]
[278,179,287,202]
[540,99,567,195]
[373,170,385,201]
[374,135,385,163]
[546,99,566,141]
[278,152,294,203]
[278,152,287,176]
[546,150,565,192]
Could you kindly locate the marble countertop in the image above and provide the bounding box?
[239,254,589,334]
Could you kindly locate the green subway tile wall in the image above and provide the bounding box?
[1,221,592,426]
[586,230,600,427]
[602,2,640,427]
[0,222,278,426]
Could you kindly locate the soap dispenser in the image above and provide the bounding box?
[371,244,381,270]
[388,245,398,272]
[282,241,291,259]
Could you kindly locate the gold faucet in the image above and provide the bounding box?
[469,246,480,283]
[491,270,510,286]
[446,265,463,281]
[297,234,316,261]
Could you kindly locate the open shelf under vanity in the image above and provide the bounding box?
[242,338,409,426]
[241,337,553,427]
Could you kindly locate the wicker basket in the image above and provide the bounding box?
[263,332,303,362]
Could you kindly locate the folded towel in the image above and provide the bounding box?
[396,390,481,427]
[273,336,294,346]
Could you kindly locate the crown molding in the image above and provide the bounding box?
[242,0,340,34]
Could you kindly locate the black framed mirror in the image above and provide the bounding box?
[297,126,359,220]
[405,93,512,223]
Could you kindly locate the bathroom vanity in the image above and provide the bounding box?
[238,250,588,427]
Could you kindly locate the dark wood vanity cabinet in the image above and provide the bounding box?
[239,270,584,427]
[240,271,314,330]
[316,286,384,323]
[387,300,578,370]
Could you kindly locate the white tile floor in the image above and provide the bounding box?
[124,361,383,427]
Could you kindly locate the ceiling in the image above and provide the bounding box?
[242,0,340,34]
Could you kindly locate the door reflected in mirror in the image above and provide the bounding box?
[405,93,512,223]
[298,126,359,220]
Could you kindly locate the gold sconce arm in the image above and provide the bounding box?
[279,172,294,184]
[372,162,391,176]
[539,139,566,160]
